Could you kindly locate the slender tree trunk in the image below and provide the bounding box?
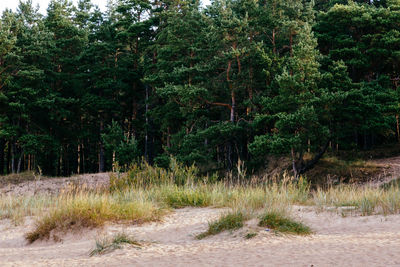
[77,143,81,174]
[112,150,116,172]
[11,142,15,174]
[145,85,149,162]
[230,90,235,123]
[247,65,253,115]
[289,32,293,57]
[17,149,23,174]
[291,148,298,179]
[167,127,171,148]
[82,141,86,173]
[272,28,277,55]
[99,121,105,173]
[396,114,400,143]
[6,141,11,174]
[0,139,4,175]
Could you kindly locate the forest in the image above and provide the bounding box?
[0,0,399,177]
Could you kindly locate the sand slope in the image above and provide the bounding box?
[1,207,400,267]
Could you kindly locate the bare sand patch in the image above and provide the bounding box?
[1,207,400,267]
[0,173,110,196]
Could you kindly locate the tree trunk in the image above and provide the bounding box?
[291,148,299,179]
[396,114,400,143]
[11,142,15,174]
[82,141,86,173]
[298,140,330,176]
[6,141,10,174]
[272,28,277,55]
[17,149,23,174]
[77,143,81,174]
[145,84,149,162]
[230,90,235,123]
[0,139,4,175]
[99,121,105,173]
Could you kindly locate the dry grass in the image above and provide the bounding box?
[0,194,53,224]
[312,184,400,215]
[25,190,164,243]
[89,232,141,256]
[22,179,306,243]
[0,161,399,243]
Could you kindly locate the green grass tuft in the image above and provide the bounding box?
[258,211,311,235]
[89,232,141,256]
[244,232,257,239]
[196,211,245,239]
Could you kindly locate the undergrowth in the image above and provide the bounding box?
[25,191,164,243]
[89,232,141,256]
[0,160,398,243]
[196,211,246,239]
[259,211,311,235]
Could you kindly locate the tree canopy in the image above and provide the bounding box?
[0,0,399,178]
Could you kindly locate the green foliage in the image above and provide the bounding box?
[0,0,399,179]
[110,158,199,190]
[102,121,140,168]
[196,211,245,239]
[258,211,312,235]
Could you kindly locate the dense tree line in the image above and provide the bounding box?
[0,0,399,177]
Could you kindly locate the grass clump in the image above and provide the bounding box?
[0,194,53,224]
[258,211,311,235]
[244,232,257,239]
[196,211,245,239]
[25,191,164,243]
[110,158,198,190]
[159,185,211,208]
[312,184,400,215]
[89,232,141,256]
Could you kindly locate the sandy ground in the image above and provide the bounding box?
[1,206,400,267]
[371,156,400,186]
[0,173,110,196]
[1,162,400,267]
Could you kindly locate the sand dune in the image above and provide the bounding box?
[1,207,400,267]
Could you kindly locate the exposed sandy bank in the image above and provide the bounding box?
[1,207,400,267]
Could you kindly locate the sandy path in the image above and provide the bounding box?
[1,207,400,267]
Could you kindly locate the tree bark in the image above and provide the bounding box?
[17,149,23,174]
[296,140,330,178]
[11,142,15,174]
[99,121,105,173]
[396,114,400,143]
[0,139,4,175]
[77,143,81,174]
[291,148,298,179]
[145,84,149,162]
